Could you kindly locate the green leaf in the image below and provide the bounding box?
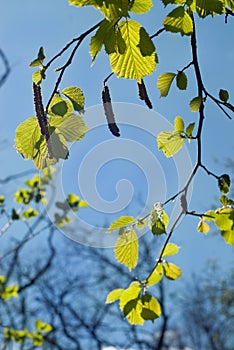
[50,114,88,142]
[106,215,134,232]
[176,71,187,90]
[221,230,234,245]
[92,20,116,60]
[190,0,225,18]
[157,130,185,157]
[32,70,44,85]
[147,263,163,286]
[106,288,124,304]
[119,281,143,325]
[31,333,44,346]
[22,208,39,219]
[225,0,234,11]
[189,96,202,112]
[29,47,45,67]
[164,6,193,36]
[141,294,161,321]
[62,86,85,112]
[149,204,169,235]
[129,0,153,14]
[163,262,182,280]
[219,89,229,102]
[157,72,176,97]
[219,195,234,206]
[15,117,41,159]
[174,116,184,132]
[109,20,156,82]
[197,219,210,234]
[185,122,195,138]
[218,174,231,194]
[114,229,138,271]
[54,213,72,227]
[161,243,180,258]
[48,94,73,117]
[214,207,234,231]
[35,320,53,333]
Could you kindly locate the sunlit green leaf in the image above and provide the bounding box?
[62,86,85,112]
[0,196,5,205]
[214,207,234,231]
[161,243,180,258]
[106,215,134,232]
[225,0,234,11]
[221,230,234,245]
[129,0,153,14]
[197,219,210,234]
[157,72,176,97]
[147,263,163,286]
[106,288,124,304]
[203,210,217,221]
[176,71,187,90]
[164,6,193,36]
[109,20,156,82]
[1,284,18,300]
[114,229,138,271]
[31,333,44,346]
[32,70,44,85]
[50,114,88,142]
[174,116,184,132]
[141,294,161,321]
[163,262,182,280]
[119,281,143,325]
[190,0,225,18]
[189,96,202,112]
[157,130,185,157]
[15,117,41,159]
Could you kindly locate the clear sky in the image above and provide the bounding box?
[1,0,234,280]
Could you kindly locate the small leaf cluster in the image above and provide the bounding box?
[54,193,88,227]
[197,174,234,245]
[157,116,195,157]
[106,243,181,325]
[4,320,52,347]
[0,276,18,300]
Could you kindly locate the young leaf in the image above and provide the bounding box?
[161,243,180,258]
[219,89,229,102]
[32,70,44,85]
[214,207,234,231]
[157,130,185,157]
[29,47,45,68]
[136,218,147,230]
[157,72,176,97]
[50,114,88,142]
[141,294,161,322]
[190,96,202,112]
[176,71,187,90]
[109,20,156,82]
[197,219,210,234]
[0,196,5,205]
[147,263,163,286]
[119,281,143,325]
[62,86,85,112]
[190,0,225,18]
[164,6,193,36]
[218,174,231,194]
[114,229,138,271]
[106,216,134,232]
[163,262,182,280]
[106,288,124,304]
[174,116,184,132]
[185,122,195,138]
[22,208,39,219]
[149,206,168,235]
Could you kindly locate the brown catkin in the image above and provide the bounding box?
[137,79,153,109]
[102,85,120,137]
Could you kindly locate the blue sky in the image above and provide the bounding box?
[1,0,234,280]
